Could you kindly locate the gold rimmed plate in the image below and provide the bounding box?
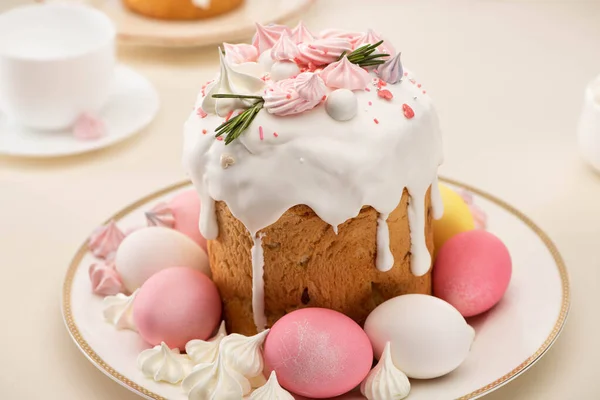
[61,178,570,400]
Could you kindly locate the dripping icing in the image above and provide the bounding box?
[376,213,394,272]
[251,233,267,331]
[406,187,431,276]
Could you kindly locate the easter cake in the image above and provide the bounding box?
[123,0,244,20]
[87,22,513,400]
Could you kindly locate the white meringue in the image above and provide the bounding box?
[248,371,294,400]
[220,329,269,378]
[137,342,193,384]
[202,50,265,117]
[325,88,357,121]
[360,342,411,400]
[102,289,138,331]
[376,53,403,84]
[270,60,301,82]
[182,354,251,400]
[270,31,299,61]
[186,320,228,364]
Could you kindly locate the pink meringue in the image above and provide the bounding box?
[376,52,403,84]
[291,21,315,44]
[294,72,326,104]
[73,113,106,141]
[89,261,125,296]
[296,38,352,66]
[318,28,363,44]
[89,220,126,260]
[223,42,259,64]
[270,31,299,61]
[353,29,396,57]
[459,190,488,230]
[264,77,321,116]
[145,202,176,229]
[320,57,371,91]
[252,23,291,53]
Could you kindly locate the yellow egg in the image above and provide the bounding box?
[433,184,475,257]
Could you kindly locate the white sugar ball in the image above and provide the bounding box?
[258,50,275,71]
[325,89,358,121]
[270,60,301,82]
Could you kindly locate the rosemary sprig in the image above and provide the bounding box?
[213,94,265,145]
[338,40,389,67]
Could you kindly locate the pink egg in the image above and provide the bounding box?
[263,308,373,399]
[169,190,207,251]
[133,267,221,350]
[434,230,512,317]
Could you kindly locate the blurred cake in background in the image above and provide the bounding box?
[123,0,244,20]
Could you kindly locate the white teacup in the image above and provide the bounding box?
[0,4,115,130]
[578,76,600,172]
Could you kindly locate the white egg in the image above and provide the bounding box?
[258,50,275,71]
[364,294,475,379]
[270,60,301,81]
[115,227,210,292]
[325,89,358,121]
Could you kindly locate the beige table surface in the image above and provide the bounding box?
[1,0,600,398]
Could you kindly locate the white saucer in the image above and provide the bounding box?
[61,178,570,400]
[0,64,159,158]
[57,0,313,48]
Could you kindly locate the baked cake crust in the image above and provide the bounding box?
[208,188,434,335]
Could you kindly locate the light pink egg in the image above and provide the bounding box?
[133,267,221,350]
[263,308,372,399]
[434,230,512,317]
[169,190,207,251]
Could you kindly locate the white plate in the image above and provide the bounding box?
[0,64,159,158]
[61,178,570,400]
[59,0,314,48]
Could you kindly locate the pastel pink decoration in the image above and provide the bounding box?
[296,38,352,66]
[133,267,222,350]
[263,308,373,399]
[376,53,403,84]
[294,72,326,103]
[320,57,371,91]
[434,230,512,317]
[459,190,488,230]
[318,28,363,45]
[353,29,396,57]
[252,23,291,53]
[291,21,315,44]
[223,42,259,64]
[145,202,176,229]
[89,261,125,296]
[264,78,319,116]
[73,113,106,141]
[270,31,300,61]
[89,220,125,260]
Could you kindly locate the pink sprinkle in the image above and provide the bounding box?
[368,101,372,106]
[423,90,427,94]
[308,44,317,50]
[259,126,264,140]
[322,95,327,101]
[202,129,207,134]
[377,89,393,100]
[365,87,371,92]
[286,94,292,99]
[225,110,234,122]
[216,136,223,141]
[374,118,379,124]
[273,132,279,137]
[404,72,408,76]
[270,88,274,91]
[377,79,387,88]
[417,84,422,88]
[409,78,416,84]
[196,107,207,118]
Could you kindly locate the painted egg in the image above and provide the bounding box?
[263,308,373,399]
[364,294,475,379]
[434,230,512,317]
[115,227,210,292]
[133,267,221,350]
[433,184,475,257]
[168,189,207,251]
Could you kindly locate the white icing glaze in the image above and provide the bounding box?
[182,353,251,400]
[137,342,192,384]
[360,342,411,400]
[220,329,269,377]
[251,234,267,331]
[376,213,393,272]
[102,289,138,331]
[248,371,294,400]
[186,320,228,364]
[184,30,443,330]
